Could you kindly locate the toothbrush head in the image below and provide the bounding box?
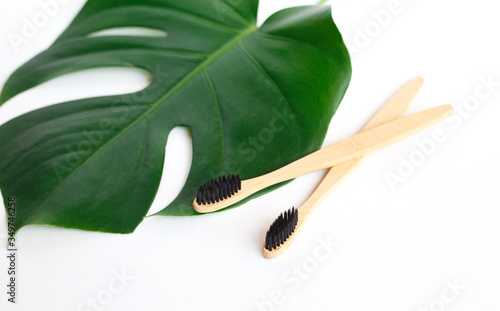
[195,174,241,206]
[263,207,299,257]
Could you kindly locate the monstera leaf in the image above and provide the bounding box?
[0,0,351,233]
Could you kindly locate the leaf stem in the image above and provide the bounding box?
[316,0,329,4]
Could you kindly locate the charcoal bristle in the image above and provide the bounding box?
[196,174,242,205]
[265,207,299,251]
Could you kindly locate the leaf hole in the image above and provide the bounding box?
[0,67,152,125]
[147,126,193,216]
[87,27,167,38]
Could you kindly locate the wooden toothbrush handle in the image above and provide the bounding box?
[252,104,452,189]
[298,77,423,220]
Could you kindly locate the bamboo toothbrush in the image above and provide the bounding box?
[263,77,424,258]
[193,101,451,214]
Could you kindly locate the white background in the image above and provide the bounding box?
[1,0,499,310]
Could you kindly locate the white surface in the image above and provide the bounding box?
[1,0,500,310]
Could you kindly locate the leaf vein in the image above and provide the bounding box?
[238,41,298,122]
[203,69,226,163]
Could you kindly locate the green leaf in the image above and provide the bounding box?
[0,0,351,233]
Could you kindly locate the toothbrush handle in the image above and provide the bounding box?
[253,104,452,188]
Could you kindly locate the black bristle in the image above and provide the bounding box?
[237,174,241,190]
[195,174,242,205]
[264,207,299,251]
